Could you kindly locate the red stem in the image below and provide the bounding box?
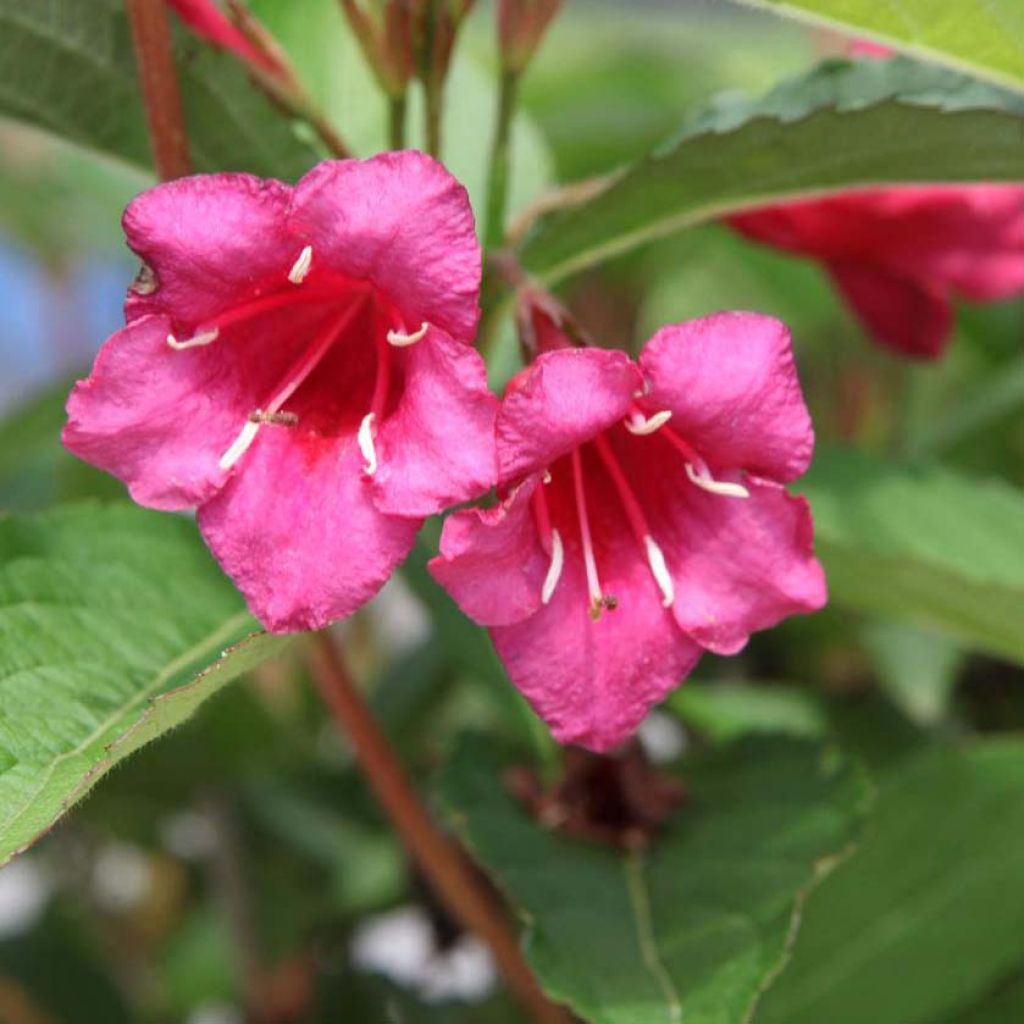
[304,631,572,1024]
[125,0,192,181]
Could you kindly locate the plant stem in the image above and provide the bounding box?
[304,631,571,1024]
[424,81,443,157]
[125,0,191,181]
[389,93,408,150]
[484,69,520,249]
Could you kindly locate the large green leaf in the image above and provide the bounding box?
[0,0,318,179]
[757,741,1024,1024]
[802,447,1024,666]
[733,0,1024,95]
[440,736,868,1024]
[520,58,1024,282]
[0,502,287,865]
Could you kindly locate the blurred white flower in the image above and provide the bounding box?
[351,904,496,1003]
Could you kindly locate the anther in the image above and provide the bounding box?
[542,469,552,484]
[541,529,564,605]
[248,409,298,426]
[644,536,675,608]
[685,458,750,499]
[219,421,260,471]
[167,328,219,350]
[288,245,313,284]
[625,409,672,436]
[386,322,429,347]
[358,412,378,475]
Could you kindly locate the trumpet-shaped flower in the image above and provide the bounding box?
[430,311,826,751]
[64,153,496,632]
[730,185,1024,358]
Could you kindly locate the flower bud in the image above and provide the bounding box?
[498,0,561,73]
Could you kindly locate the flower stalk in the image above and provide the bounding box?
[125,0,192,180]
[484,68,520,248]
[304,630,571,1024]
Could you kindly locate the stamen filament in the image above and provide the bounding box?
[386,322,429,347]
[187,285,342,341]
[685,459,750,499]
[288,245,313,284]
[167,327,219,350]
[218,298,366,472]
[358,412,378,475]
[594,434,675,608]
[570,448,605,619]
[644,536,675,608]
[541,529,564,605]
[625,409,672,435]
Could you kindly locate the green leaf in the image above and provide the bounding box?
[0,502,287,866]
[440,736,869,1024]
[860,621,964,726]
[733,0,1024,95]
[520,58,1024,282]
[0,0,318,179]
[936,970,1024,1024]
[756,741,1024,1024]
[802,446,1024,666]
[669,682,829,743]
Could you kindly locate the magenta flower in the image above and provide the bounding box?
[64,153,496,632]
[729,185,1024,358]
[429,311,826,751]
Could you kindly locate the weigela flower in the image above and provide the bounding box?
[429,309,826,751]
[64,152,496,632]
[167,0,285,77]
[729,185,1024,358]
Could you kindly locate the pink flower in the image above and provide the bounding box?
[64,153,497,632]
[167,0,284,77]
[429,311,826,751]
[729,185,1024,358]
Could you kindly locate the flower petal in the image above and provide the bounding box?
[372,326,498,517]
[496,347,642,485]
[491,549,702,753]
[651,473,827,655]
[123,173,295,325]
[429,479,548,628]
[289,153,481,342]
[197,430,420,632]
[828,261,952,359]
[639,312,814,482]
[63,313,272,510]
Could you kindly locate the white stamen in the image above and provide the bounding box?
[219,420,261,471]
[542,469,552,484]
[167,327,219,350]
[625,409,672,436]
[541,529,564,605]
[644,536,675,608]
[358,412,378,475]
[386,322,429,347]
[685,459,750,499]
[288,245,313,284]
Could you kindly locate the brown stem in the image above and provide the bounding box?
[125,0,191,180]
[305,631,572,1024]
